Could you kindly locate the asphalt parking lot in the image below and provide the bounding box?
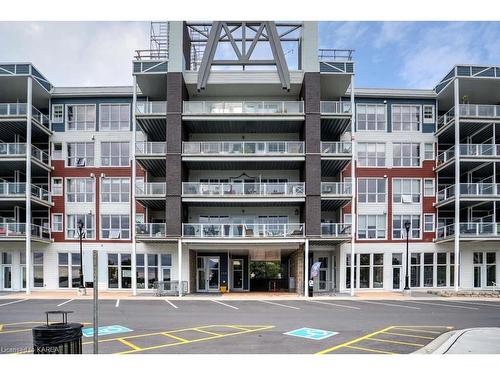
[1,298,500,354]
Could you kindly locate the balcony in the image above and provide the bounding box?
[135,101,167,140]
[135,142,166,156]
[0,143,50,170]
[438,144,500,171]
[321,142,352,159]
[437,183,500,206]
[182,222,305,239]
[0,223,51,242]
[0,182,51,206]
[438,104,500,133]
[135,101,167,115]
[321,182,352,197]
[135,142,166,175]
[437,222,500,241]
[182,141,304,156]
[136,223,167,240]
[135,182,166,209]
[320,101,352,115]
[0,103,50,130]
[183,101,304,115]
[321,223,352,239]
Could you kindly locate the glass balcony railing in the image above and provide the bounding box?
[437,222,500,240]
[0,182,51,202]
[320,101,352,115]
[320,142,352,155]
[32,106,50,128]
[182,141,304,155]
[182,182,305,197]
[0,143,27,156]
[182,223,304,238]
[437,146,455,165]
[436,224,455,240]
[183,101,304,115]
[321,182,352,196]
[136,223,166,238]
[135,182,166,196]
[135,142,166,155]
[135,101,167,115]
[0,223,50,241]
[321,223,352,237]
[459,144,500,157]
[459,104,500,118]
[0,103,27,116]
[438,183,500,202]
[437,107,455,130]
[437,185,455,202]
[31,145,50,165]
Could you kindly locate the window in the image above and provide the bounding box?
[51,177,63,196]
[358,215,386,239]
[392,104,420,131]
[424,214,435,232]
[51,104,64,123]
[357,142,385,167]
[358,178,386,203]
[393,143,420,167]
[437,253,447,287]
[58,253,69,288]
[67,142,94,167]
[33,252,44,287]
[51,214,63,232]
[393,179,421,203]
[101,215,130,239]
[424,179,435,197]
[345,253,357,289]
[52,143,63,160]
[393,215,421,239]
[58,253,80,288]
[108,254,119,288]
[424,143,434,160]
[392,253,403,290]
[66,214,95,239]
[100,104,130,131]
[101,142,130,167]
[66,178,95,203]
[423,105,435,123]
[66,104,96,131]
[410,253,421,287]
[136,254,145,289]
[423,253,434,287]
[101,178,130,203]
[357,104,386,131]
[373,254,384,288]
[148,254,158,289]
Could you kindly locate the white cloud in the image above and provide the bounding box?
[320,22,369,49]
[374,22,414,48]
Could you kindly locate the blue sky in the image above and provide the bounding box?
[0,21,499,89]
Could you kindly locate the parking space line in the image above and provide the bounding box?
[393,327,443,334]
[57,299,74,307]
[356,300,420,310]
[259,300,300,310]
[406,301,478,310]
[0,299,28,307]
[193,328,222,337]
[211,300,239,310]
[115,299,120,308]
[164,299,178,309]
[346,345,396,354]
[307,300,361,310]
[366,337,424,347]
[316,326,395,354]
[381,331,435,340]
[118,338,141,351]
[452,301,500,308]
[161,332,189,343]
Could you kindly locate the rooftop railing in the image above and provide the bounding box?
[321,141,352,155]
[182,182,305,197]
[182,222,304,238]
[182,141,304,155]
[318,49,354,62]
[136,223,166,239]
[320,101,352,115]
[134,49,168,60]
[135,182,166,196]
[183,101,304,115]
[135,142,166,155]
[321,223,352,237]
[321,182,352,196]
[0,223,50,241]
[135,101,167,115]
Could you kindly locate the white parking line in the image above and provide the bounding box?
[259,300,300,310]
[211,300,239,310]
[115,299,120,308]
[452,301,500,308]
[164,299,178,309]
[57,299,74,307]
[356,300,421,310]
[307,300,361,310]
[406,301,478,310]
[0,299,28,307]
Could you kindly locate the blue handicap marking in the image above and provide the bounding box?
[284,327,338,340]
[81,325,133,338]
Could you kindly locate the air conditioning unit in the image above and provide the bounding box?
[76,158,86,167]
[401,195,413,203]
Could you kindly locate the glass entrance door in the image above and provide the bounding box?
[392,253,403,290]
[232,259,244,290]
[197,256,220,292]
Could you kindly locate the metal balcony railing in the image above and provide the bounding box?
[135,182,166,196]
[321,223,352,237]
[0,223,50,241]
[182,141,304,155]
[318,49,354,62]
[31,145,50,165]
[134,49,168,60]
[0,182,51,202]
[135,142,166,155]
[136,223,166,238]
[459,104,500,118]
[437,185,455,202]
[321,142,352,155]
[182,182,305,197]
[32,106,50,128]
[0,103,49,129]
[320,101,352,114]
[437,222,500,240]
[460,183,500,196]
[437,107,455,130]
[0,143,27,156]
[459,143,500,157]
[321,182,352,196]
[183,101,304,115]
[135,101,167,115]
[182,222,304,238]
[437,146,455,165]
[436,224,455,240]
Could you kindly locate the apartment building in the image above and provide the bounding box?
[0,21,498,295]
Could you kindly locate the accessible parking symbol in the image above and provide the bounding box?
[284,327,338,340]
[82,325,133,337]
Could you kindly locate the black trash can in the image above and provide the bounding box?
[33,311,83,354]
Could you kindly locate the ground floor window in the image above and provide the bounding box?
[1,252,12,289]
[134,253,173,290]
[58,253,81,288]
[33,252,44,287]
[108,253,131,289]
[474,252,497,288]
[346,253,383,289]
[392,253,402,289]
[411,252,454,288]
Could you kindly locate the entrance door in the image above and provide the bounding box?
[232,259,244,290]
[317,256,329,291]
[392,253,403,290]
[197,256,220,292]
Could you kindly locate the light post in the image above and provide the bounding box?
[404,221,411,291]
[77,219,86,294]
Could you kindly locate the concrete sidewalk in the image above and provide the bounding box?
[417,327,500,354]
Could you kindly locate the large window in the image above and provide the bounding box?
[66,104,96,131]
[67,142,94,167]
[101,178,130,203]
[358,215,386,239]
[100,103,130,131]
[58,253,80,288]
[357,104,386,131]
[393,215,421,239]
[393,179,421,203]
[392,104,420,131]
[101,142,130,167]
[393,143,420,167]
[357,142,385,167]
[66,214,95,239]
[101,215,130,239]
[411,252,454,288]
[66,178,95,203]
[358,178,386,203]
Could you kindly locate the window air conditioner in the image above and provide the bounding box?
[76,158,86,167]
[401,195,412,203]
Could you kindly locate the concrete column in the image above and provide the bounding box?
[131,76,137,296]
[304,240,309,296]
[178,239,182,297]
[349,75,356,297]
[453,78,460,291]
[25,77,32,295]
[300,22,319,72]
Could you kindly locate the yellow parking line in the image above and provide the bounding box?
[366,337,424,347]
[0,328,33,335]
[0,324,3,332]
[161,332,189,343]
[192,328,222,337]
[346,345,396,355]
[118,338,142,351]
[393,327,443,335]
[382,331,435,340]
[316,326,395,354]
